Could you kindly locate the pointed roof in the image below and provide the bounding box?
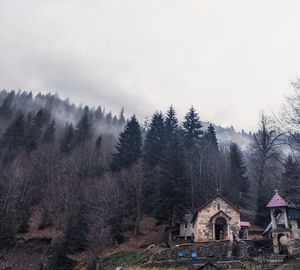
[267,191,288,208]
[195,193,240,213]
[209,210,232,221]
[191,193,240,223]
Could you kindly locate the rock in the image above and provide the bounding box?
[146,244,155,250]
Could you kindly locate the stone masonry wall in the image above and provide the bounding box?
[151,241,255,262]
[195,196,240,241]
[293,239,300,257]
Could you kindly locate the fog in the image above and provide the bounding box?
[1,0,300,131]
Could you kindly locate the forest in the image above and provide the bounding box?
[0,83,300,269]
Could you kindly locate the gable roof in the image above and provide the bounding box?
[267,192,288,208]
[195,193,240,213]
[209,210,232,221]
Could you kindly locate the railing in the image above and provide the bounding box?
[256,246,281,270]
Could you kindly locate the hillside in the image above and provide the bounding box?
[0,90,296,270]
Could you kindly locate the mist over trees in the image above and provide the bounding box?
[0,88,300,269]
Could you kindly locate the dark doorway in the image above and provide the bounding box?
[277,233,289,255]
[215,224,224,240]
[215,217,227,240]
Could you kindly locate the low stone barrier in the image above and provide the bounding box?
[151,240,256,262]
[293,239,300,257]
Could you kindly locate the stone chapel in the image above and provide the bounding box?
[179,194,249,242]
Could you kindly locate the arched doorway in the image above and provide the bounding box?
[277,233,289,255]
[215,217,227,240]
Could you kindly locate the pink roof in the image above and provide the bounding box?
[266,192,288,208]
[240,221,251,227]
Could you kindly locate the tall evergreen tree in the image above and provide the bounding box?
[143,112,165,167]
[112,115,118,126]
[43,119,56,144]
[228,143,249,207]
[118,107,126,126]
[106,112,113,126]
[1,111,25,150]
[60,123,75,153]
[95,135,102,150]
[165,106,178,138]
[94,106,104,121]
[75,106,91,145]
[0,91,15,119]
[204,124,218,151]
[182,107,203,211]
[111,115,142,171]
[183,106,203,149]
[25,109,48,151]
[157,133,189,243]
[282,155,300,203]
[63,200,89,253]
[25,112,33,128]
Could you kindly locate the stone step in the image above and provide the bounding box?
[259,263,281,270]
[259,265,279,270]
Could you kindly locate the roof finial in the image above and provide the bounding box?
[275,189,278,194]
[216,187,220,194]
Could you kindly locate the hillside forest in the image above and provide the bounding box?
[0,82,300,269]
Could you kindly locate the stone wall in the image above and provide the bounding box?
[151,240,256,262]
[195,196,240,241]
[180,213,194,238]
[291,220,300,239]
[180,223,194,238]
[293,239,300,257]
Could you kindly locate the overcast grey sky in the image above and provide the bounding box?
[1,0,300,131]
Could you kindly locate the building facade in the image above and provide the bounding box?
[267,191,300,255]
[193,194,241,242]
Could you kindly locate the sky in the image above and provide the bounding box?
[1,1,300,131]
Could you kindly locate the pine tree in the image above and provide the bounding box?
[111,115,142,171]
[282,155,300,202]
[95,106,104,120]
[0,111,26,161]
[1,111,25,150]
[118,107,126,126]
[75,106,91,145]
[96,135,102,150]
[157,132,189,243]
[143,112,165,167]
[228,143,249,207]
[25,109,48,152]
[204,124,218,151]
[0,91,15,119]
[60,123,75,152]
[165,106,178,138]
[37,108,51,126]
[43,119,56,144]
[183,106,203,149]
[106,112,113,126]
[26,112,33,128]
[182,107,203,211]
[63,201,89,253]
[112,115,118,126]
